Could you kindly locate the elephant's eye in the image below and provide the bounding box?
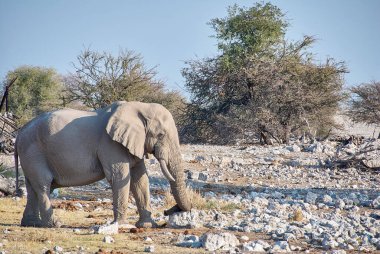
[157,132,165,140]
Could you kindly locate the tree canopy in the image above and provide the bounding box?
[3,66,64,125]
[346,81,380,126]
[181,3,347,144]
[64,49,185,119]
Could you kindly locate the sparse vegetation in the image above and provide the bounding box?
[2,66,64,125]
[63,48,186,121]
[163,188,242,211]
[291,208,304,222]
[181,3,347,144]
[0,198,206,253]
[346,81,380,129]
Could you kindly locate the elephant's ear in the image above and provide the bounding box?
[105,102,146,159]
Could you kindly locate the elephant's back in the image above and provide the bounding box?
[17,109,105,186]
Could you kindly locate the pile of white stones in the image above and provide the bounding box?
[148,140,380,252]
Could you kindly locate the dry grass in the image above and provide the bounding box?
[291,208,304,222]
[163,188,242,212]
[0,197,207,254]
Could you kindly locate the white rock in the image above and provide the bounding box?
[240,235,249,241]
[335,199,345,209]
[176,234,202,248]
[322,236,339,250]
[305,192,318,204]
[198,172,208,181]
[93,222,119,234]
[168,210,199,229]
[325,220,339,229]
[54,246,63,252]
[195,155,206,162]
[201,232,239,251]
[255,240,271,250]
[144,245,155,252]
[372,196,380,208]
[253,196,269,207]
[331,250,346,254]
[73,203,83,209]
[103,235,115,243]
[272,191,285,199]
[242,241,266,252]
[306,142,324,153]
[286,144,301,152]
[271,241,291,252]
[322,194,333,204]
[186,170,199,180]
[252,243,266,252]
[51,189,59,198]
[144,236,153,242]
[242,244,254,252]
[284,233,296,241]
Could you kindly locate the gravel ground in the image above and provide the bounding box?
[1,139,380,253]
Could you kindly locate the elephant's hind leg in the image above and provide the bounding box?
[25,160,60,228]
[21,178,41,227]
[131,160,157,228]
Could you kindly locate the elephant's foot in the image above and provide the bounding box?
[31,217,61,228]
[114,218,136,229]
[135,218,158,228]
[21,217,42,227]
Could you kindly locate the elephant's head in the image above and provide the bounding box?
[105,101,191,212]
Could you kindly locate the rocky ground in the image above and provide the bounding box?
[0,139,380,253]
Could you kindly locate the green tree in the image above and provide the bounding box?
[3,66,64,125]
[64,49,185,120]
[211,2,287,69]
[181,3,347,144]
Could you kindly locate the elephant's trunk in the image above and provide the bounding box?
[169,174,192,212]
[160,151,192,213]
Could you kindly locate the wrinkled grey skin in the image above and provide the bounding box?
[15,101,191,228]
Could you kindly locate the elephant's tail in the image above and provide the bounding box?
[14,140,20,197]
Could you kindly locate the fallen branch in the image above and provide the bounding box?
[332,146,380,170]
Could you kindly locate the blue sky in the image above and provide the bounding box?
[1,0,379,96]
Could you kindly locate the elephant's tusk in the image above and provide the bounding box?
[159,159,176,182]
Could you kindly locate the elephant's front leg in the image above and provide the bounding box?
[110,165,131,224]
[131,160,157,228]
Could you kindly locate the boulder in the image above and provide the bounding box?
[176,234,202,248]
[200,232,239,251]
[168,210,199,229]
[93,222,118,234]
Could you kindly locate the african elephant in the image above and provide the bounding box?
[15,101,191,228]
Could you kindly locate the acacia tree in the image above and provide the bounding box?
[181,3,347,144]
[64,49,185,119]
[346,81,380,126]
[3,66,64,125]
